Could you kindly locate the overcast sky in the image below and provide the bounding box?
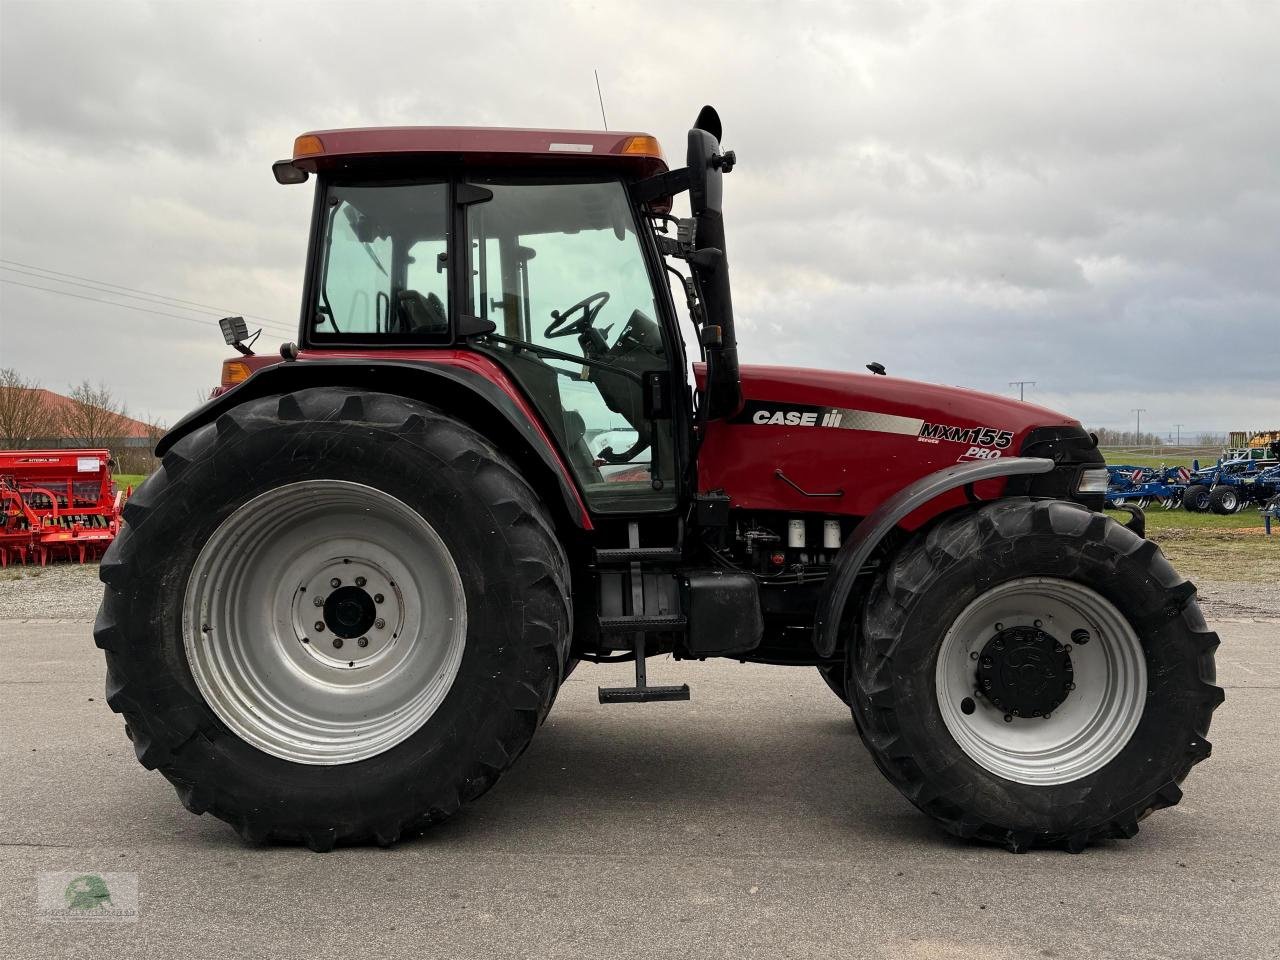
[1,0,1276,437]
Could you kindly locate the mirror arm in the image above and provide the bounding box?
[630,167,691,205]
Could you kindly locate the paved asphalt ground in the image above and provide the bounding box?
[0,617,1276,960]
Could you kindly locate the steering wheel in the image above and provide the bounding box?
[544,291,610,339]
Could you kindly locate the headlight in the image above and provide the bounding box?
[1075,468,1110,494]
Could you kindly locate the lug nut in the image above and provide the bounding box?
[313,596,324,607]
[357,637,369,648]
[1003,714,1013,723]
[374,594,384,604]
[332,638,343,649]
[1071,629,1090,645]
[314,621,325,632]
[374,618,385,630]
[330,578,341,588]
[970,651,979,661]
[355,576,367,588]
[1033,619,1043,628]
[995,622,1004,631]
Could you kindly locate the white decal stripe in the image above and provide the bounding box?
[549,142,594,153]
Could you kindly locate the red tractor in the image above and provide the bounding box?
[99,107,1221,852]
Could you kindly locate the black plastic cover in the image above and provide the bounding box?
[682,569,762,656]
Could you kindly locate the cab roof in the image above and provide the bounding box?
[289,126,668,177]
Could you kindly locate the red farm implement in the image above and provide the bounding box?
[0,449,125,566]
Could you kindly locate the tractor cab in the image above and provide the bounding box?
[256,116,741,518]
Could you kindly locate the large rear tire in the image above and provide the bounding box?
[850,498,1221,852]
[96,388,571,849]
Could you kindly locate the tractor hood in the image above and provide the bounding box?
[696,363,1089,523]
[726,364,1075,438]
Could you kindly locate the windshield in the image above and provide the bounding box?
[312,181,451,340]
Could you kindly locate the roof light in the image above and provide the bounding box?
[293,135,325,158]
[620,135,663,158]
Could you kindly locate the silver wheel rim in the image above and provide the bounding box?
[935,577,1146,786]
[183,479,467,765]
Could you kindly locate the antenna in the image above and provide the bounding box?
[1009,380,1036,401]
[594,69,608,130]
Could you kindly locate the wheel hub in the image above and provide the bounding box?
[293,559,400,669]
[978,626,1073,718]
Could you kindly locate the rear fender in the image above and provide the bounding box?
[812,456,1054,658]
[157,358,592,529]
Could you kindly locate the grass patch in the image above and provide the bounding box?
[114,473,147,490]
[1106,506,1280,583]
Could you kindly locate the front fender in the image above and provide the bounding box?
[157,357,592,529]
[812,456,1054,658]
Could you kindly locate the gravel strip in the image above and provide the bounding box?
[1,562,1275,624]
[1195,579,1280,621]
[0,563,103,621]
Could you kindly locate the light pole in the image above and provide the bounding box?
[1173,423,1183,447]
[1132,408,1146,445]
[1010,380,1036,401]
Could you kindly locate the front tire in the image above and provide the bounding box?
[850,498,1222,852]
[96,388,571,849]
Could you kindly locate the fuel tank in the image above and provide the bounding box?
[696,364,1083,527]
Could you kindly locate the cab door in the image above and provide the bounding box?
[465,177,678,513]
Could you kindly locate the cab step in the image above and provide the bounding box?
[598,632,690,703]
[598,614,688,634]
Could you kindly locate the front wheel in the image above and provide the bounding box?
[850,499,1222,852]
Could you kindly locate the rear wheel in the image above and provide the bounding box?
[851,498,1221,852]
[96,388,571,849]
[1209,486,1240,515]
[1182,484,1211,512]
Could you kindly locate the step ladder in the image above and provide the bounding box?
[596,522,690,704]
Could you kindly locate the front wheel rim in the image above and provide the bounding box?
[935,577,1147,786]
[183,479,468,765]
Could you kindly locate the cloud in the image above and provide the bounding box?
[1,0,1277,435]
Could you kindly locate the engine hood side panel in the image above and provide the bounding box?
[696,363,1082,527]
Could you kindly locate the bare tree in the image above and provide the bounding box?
[0,368,56,448]
[60,380,130,447]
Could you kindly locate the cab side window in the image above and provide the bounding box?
[314,182,450,339]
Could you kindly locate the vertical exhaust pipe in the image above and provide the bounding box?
[687,107,742,420]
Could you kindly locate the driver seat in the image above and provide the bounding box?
[396,290,448,334]
[562,410,603,485]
